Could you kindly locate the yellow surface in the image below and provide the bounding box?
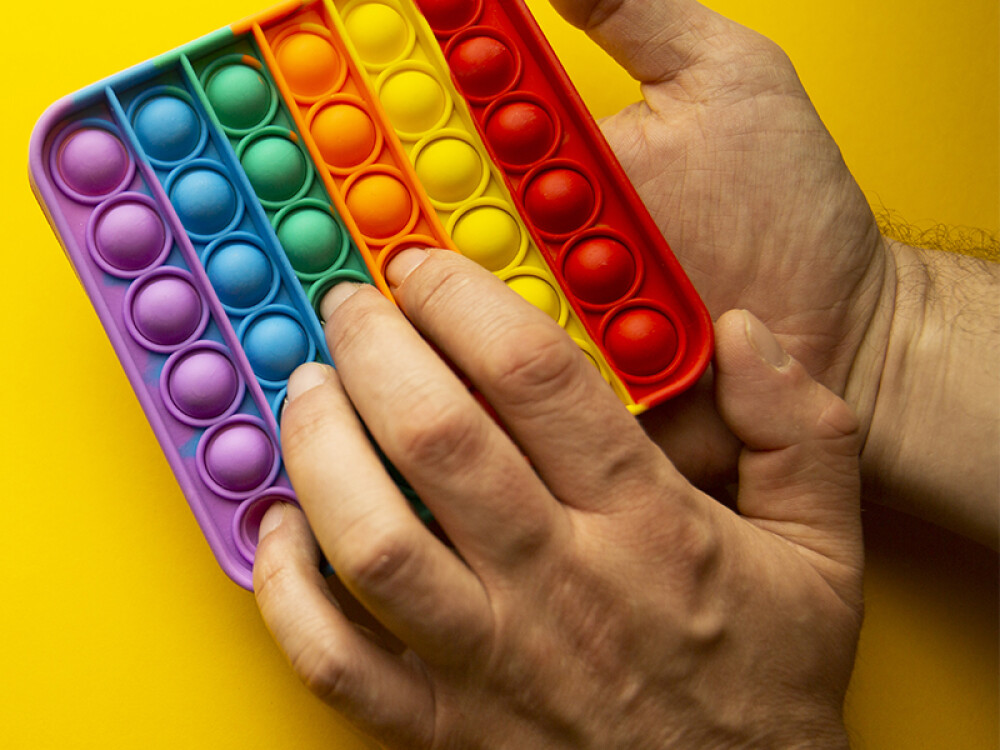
[2,1,996,748]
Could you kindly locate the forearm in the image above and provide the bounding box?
[849,239,1000,547]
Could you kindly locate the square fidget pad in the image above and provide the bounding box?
[30,0,713,589]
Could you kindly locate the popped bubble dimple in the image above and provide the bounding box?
[523,166,597,237]
[343,2,412,66]
[165,346,242,423]
[416,0,482,34]
[242,310,312,384]
[413,136,484,206]
[563,236,637,307]
[240,134,308,204]
[128,272,205,349]
[169,166,239,237]
[56,128,131,198]
[605,307,679,378]
[205,64,273,132]
[485,100,557,168]
[275,204,345,277]
[448,34,518,99]
[275,31,342,99]
[310,101,379,171]
[451,204,522,272]
[201,418,276,495]
[379,68,448,137]
[506,273,563,323]
[133,95,202,164]
[91,198,168,274]
[344,172,414,240]
[205,240,275,310]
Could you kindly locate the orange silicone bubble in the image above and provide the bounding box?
[309,99,380,171]
[344,170,415,241]
[274,30,344,99]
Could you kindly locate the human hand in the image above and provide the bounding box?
[548,0,889,484]
[254,249,863,749]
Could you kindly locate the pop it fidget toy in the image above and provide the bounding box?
[30,0,712,589]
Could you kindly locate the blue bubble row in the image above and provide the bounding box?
[110,58,331,416]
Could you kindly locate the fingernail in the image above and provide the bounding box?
[287,362,333,403]
[320,282,362,323]
[258,502,287,542]
[385,247,429,288]
[742,310,790,368]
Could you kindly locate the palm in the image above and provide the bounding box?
[602,34,884,388]
[549,3,888,481]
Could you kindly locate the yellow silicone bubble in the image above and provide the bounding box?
[344,3,411,66]
[414,137,484,206]
[506,274,563,323]
[451,205,521,272]
[275,32,342,99]
[379,68,447,136]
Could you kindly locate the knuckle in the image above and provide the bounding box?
[293,639,354,704]
[403,257,474,320]
[337,519,420,596]
[390,397,485,472]
[485,323,582,406]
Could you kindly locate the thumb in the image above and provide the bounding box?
[714,310,863,594]
[547,0,733,84]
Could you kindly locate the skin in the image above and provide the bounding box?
[252,0,997,745]
[255,249,863,749]
[552,0,998,544]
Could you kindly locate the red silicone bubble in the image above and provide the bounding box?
[485,99,557,169]
[563,236,637,307]
[523,167,596,237]
[605,307,679,378]
[416,0,483,35]
[447,34,518,99]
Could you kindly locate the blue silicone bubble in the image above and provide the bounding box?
[239,306,314,385]
[166,160,242,238]
[132,91,205,165]
[204,236,278,312]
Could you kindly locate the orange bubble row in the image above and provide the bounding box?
[236,2,455,293]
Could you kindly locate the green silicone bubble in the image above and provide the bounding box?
[241,136,308,204]
[206,64,272,132]
[276,205,344,277]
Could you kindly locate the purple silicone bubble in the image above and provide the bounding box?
[162,343,244,426]
[232,488,298,565]
[124,268,208,352]
[198,416,279,499]
[91,197,169,275]
[55,126,133,200]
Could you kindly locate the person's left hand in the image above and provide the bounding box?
[253,248,864,749]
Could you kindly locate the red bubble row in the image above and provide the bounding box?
[416,0,713,407]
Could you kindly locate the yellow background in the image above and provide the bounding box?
[2,0,997,747]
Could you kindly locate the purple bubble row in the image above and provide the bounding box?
[48,113,293,575]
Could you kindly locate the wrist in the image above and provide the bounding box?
[848,239,1000,546]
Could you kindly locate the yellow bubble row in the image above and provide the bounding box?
[325,0,635,406]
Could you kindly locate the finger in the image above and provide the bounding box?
[253,503,433,747]
[280,362,491,663]
[316,280,565,568]
[713,310,863,590]
[548,0,733,84]
[384,248,684,512]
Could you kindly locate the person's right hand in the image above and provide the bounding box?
[549,0,890,486]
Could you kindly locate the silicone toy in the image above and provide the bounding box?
[30,0,712,589]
